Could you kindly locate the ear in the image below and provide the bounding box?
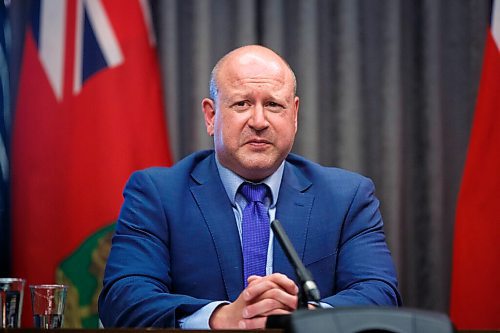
[202,98,216,136]
[293,96,299,134]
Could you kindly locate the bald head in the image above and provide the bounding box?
[201,44,299,181]
[209,45,297,102]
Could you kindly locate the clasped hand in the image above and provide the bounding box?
[209,273,299,329]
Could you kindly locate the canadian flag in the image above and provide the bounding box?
[450,1,500,330]
[11,0,171,327]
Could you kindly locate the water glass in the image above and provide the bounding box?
[0,278,26,328]
[30,284,68,329]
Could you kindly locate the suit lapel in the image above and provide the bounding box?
[273,161,314,282]
[190,154,244,301]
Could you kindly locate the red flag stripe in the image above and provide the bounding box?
[450,2,500,329]
[12,0,171,327]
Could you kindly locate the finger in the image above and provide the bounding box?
[239,308,293,329]
[247,273,298,295]
[243,278,281,301]
[246,275,263,284]
[244,274,298,302]
[245,289,298,316]
[243,298,279,318]
[266,273,299,295]
[243,294,299,319]
[261,308,292,317]
[259,288,298,310]
[308,303,319,310]
[238,316,267,330]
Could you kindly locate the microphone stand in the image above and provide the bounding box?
[270,219,322,309]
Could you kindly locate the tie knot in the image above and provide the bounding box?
[240,183,268,203]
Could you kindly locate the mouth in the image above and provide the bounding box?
[245,137,271,143]
[244,138,272,149]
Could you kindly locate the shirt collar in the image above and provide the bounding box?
[215,155,285,208]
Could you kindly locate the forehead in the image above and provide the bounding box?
[217,53,294,93]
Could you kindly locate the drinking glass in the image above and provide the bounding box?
[30,284,68,329]
[0,278,26,328]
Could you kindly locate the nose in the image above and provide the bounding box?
[248,104,269,130]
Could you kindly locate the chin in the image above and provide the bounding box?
[239,161,277,181]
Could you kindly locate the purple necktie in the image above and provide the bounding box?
[240,183,270,287]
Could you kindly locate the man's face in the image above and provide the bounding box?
[203,52,299,181]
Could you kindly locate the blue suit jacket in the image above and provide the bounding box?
[98,150,401,327]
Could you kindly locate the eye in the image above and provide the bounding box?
[266,101,284,111]
[231,100,251,110]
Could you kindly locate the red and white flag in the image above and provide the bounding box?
[450,1,500,330]
[11,0,171,327]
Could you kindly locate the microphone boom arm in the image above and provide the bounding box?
[271,219,321,309]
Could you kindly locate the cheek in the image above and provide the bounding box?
[214,115,242,146]
[224,113,248,132]
[274,115,297,136]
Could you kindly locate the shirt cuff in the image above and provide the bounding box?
[308,301,332,309]
[178,301,230,329]
[319,301,332,308]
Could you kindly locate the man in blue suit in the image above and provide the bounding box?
[98,45,401,329]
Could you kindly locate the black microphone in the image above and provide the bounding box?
[271,219,321,308]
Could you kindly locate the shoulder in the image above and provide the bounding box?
[285,153,372,187]
[128,150,214,187]
[284,153,378,212]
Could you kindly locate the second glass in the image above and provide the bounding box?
[30,284,68,329]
